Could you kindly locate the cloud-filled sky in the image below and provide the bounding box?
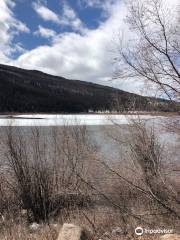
[0,0,179,95]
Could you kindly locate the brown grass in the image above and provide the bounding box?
[0,222,58,240]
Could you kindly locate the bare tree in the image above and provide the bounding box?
[114,0,180,100]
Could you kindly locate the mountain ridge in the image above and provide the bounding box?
[0,64,173,113]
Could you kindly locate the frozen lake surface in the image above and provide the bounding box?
[0,114,165,126]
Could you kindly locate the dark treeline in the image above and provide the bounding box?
[0,64,178,113]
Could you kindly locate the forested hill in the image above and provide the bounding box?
[0,64,173,113]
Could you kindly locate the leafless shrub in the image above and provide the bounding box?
[1,125,95,222]
[0,168,18,219]
[163,117,180,136]
[129,119,180,219]
[99,117,180,235]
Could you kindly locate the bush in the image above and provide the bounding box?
[2,126,94,222]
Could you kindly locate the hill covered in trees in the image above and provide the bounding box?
[0,64,175,113]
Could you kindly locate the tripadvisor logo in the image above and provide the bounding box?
[135,227,144,236]
[135,227,173,236]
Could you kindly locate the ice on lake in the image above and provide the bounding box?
[0,114,164,126]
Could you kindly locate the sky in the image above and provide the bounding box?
[0,0,179,95]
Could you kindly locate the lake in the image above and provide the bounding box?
[0,114,179,174]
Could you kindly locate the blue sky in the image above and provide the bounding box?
[12,0,106,56]
[0,0,178,95]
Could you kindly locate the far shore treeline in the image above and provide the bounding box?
[0,64,179,113]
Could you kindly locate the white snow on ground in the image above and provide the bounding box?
[0,114,165,126]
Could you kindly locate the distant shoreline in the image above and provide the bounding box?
[0,111,179,117]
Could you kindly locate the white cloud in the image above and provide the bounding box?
[11,43,27,54]
[0,0,30,62]
[78,0,103,8]
[33,2,61,24]
[78,0,117,16]
[33,1,86,33]
[62,1,85,32]
[63,2,76,19]
[34,25,56,39]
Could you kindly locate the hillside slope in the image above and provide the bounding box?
[0,64,170,113]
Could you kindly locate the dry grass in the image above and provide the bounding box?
[0,211,166,240]
[0,220,173,240]
[0,221,58,240]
